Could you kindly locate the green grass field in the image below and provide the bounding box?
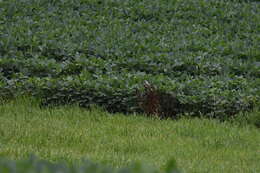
[0,98,259,172]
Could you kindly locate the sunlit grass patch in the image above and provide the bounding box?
[0,98,259,172]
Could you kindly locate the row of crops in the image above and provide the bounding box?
[0,0,259,118]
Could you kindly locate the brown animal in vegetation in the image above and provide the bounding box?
[137,80,182,118]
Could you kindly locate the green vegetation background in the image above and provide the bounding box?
[0,0,259,118]
[0,0,260,171]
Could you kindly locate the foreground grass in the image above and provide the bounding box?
[0,98,259,173]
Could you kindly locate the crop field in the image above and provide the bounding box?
[0,0,260,172]
[0,0,260,119]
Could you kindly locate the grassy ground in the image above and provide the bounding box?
[0,98,259,173]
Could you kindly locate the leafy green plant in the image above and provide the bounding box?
[0,156,181,173]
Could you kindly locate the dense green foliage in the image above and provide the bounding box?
[0,0,259,118]
[0,156,180,173]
